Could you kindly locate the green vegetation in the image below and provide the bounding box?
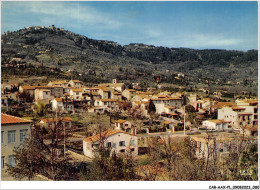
[1,26,258,94]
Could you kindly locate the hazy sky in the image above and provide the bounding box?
[1,1,258,51]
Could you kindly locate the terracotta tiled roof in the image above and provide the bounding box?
[55,98,63,102]
[127,89,136,92]
[99,83,125,87]
[101,99,117,102]
[99,87,110,92]
[83,129,134,143]
[162,121,172,125]
[41,89,50,92]
[112,91,121,95]
[134,101,141,105]
[21,86,37,90]
[238,112,253,115]
[232,106,246,110]
[1,113,32,125]
[50,80,67,84]
[115,119,126,124]
[71,80,81,83]
[40,117,72,123]
[206,119,227,124]
[214,102,236,108]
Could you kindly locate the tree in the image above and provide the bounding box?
[148,99,156,114]
[7,118,78,181]
[34,102,47,116]
[6,135,44,180]
[84,129,138,180]
[239,143,258,180]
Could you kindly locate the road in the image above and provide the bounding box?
[137,131,187,138]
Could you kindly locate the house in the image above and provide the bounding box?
[88,106,107,114]
[1,114,32,170]
[98,81,126,92]
[97,86,111,99]
[91,92,101,101]
[111,91,122,101]
[83,130,138,158]
[51,86,64,98]
[132,94,150,103]
[34,88,53,104]
[202,120,228,131]
[151,95,182,114]
[190,134,256,161]
[39,117,72,129]
[235,99,258,126]
[19,86,37,97]
[218,106,253,130]
[122,89,136,101]
[68,80,83,89]
[51,98,64,112]
[114,120,134,133]
[161,121,175,133]
[47,80,67,88]
[69,88,83,100]
[94,99,118,112]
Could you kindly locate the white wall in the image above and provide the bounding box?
[83,132,138,158]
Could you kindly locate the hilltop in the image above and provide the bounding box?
[1,25,258,94]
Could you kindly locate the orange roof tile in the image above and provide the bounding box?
[214,102,235,108]
[162,121,172,125]
[115,119,126,124]
[112,91,121,95]
[127,89,136,92]
[232,106,246,110]
[55,98,63,102]
[206,119,228,124]
[1,113,32,125]
[71,80,81,83]
[101,99,117,102]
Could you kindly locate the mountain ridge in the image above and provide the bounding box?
[1,25,258,94]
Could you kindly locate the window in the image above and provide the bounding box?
[20,129,28,142]
[119,141,125,147]
[76,92,79,95]
[8,131,16,143]
[106,142,112,147]
[131,148,135,152]
[1,131,3,144]
[120,149,125,153]
[130,140,135,146]
[65,122,70,128]
[1,156,4,169]
[8,155,15,168]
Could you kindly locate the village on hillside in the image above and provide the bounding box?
[1,77,258,181]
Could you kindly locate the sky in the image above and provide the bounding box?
[1,1,258,51]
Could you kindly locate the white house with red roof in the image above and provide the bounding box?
[69,88,83,100]
[1,114,32,169]
[83,129,138,158]
[122,89,136,101]
[114,119,133,133]
[39,117,72,129]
